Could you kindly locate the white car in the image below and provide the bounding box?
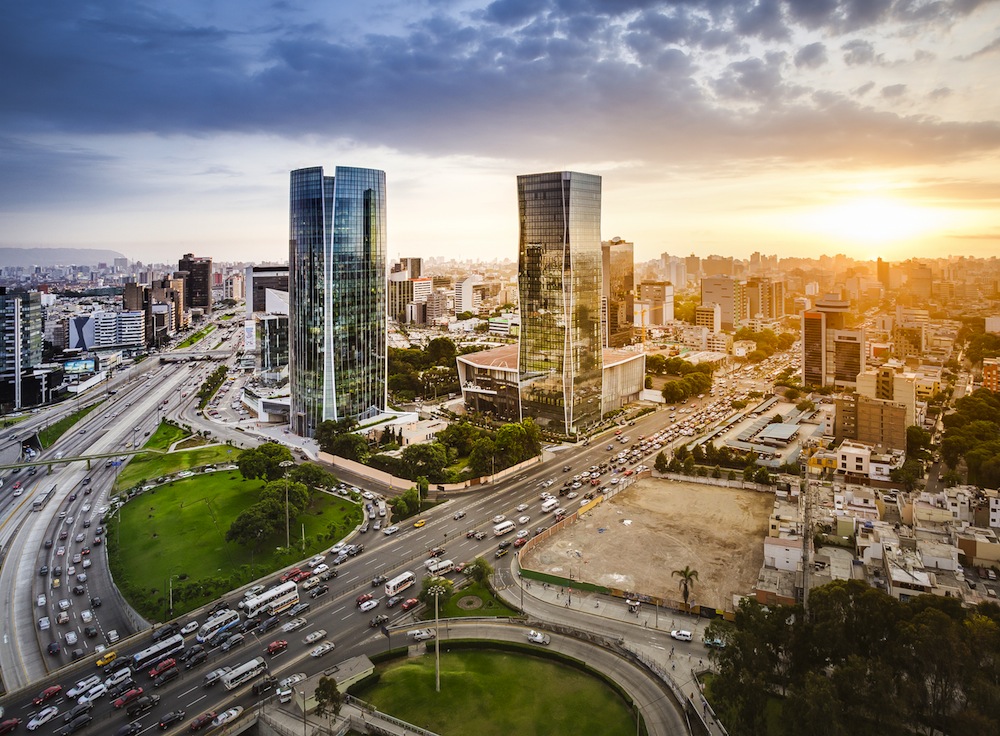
[307,554,325,568]
[382,526,399,536]
[516,529,529,539]
[37,594,46,608]
[281,617,308,633]
[407,628,435,641]
[517,516,530,526]
[566,491,579,500]
[491,514,506,524]
[361,491,375,501]
[82,558,92,568]
[313,563,329,576]
[180,620,199,635]
[278,672,306,689]
[359,598,379,612]
[68,674,101,698]
[58,599,71,611]
[329,542,345,555]
[303,629,327,644]
[77,681,107,705]
[244,584,265,599]
[670,629,693,642]
[211,707,244,727]
[65,630,78,645]
[515,503,529,512]
[310,641,335,658]
[27,705,59,731]
[527,630,550,645]
[452,510,466,520]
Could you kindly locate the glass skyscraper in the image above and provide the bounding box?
[517,171,604,437]
[289,166,387,436]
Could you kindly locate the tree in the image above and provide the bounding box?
[315,418,359,453]
[418,575,455,606]
[400,442,448,483]
[225,501,280,545]
[259,480,309,516]
[654,451,669,473]
[326,433,369,462]
[426,337,457,366]
[906,425,932,458]
[237,443,293,482]
[753,467,772,485]
[672,566,699,610]
[468,556,493,583]
[289,462,336,491]
[313,675,343,720]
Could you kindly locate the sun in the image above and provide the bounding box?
[798,194,945,247]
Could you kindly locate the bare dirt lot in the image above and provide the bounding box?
[521,477,772,611]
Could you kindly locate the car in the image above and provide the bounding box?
[114,723,142,736]
[347,543,365,556]
[158,710,186,730]
[279,567,302,583]
[267,639,288,655]
[202,667,232,688]
[282,617,308,633]
[413,519,426,528]
[72,584,85,596]
[382,525,399,535]
[287,602,311,617]
[452,510,466,520]
[180,620,199,635]
[47,641,61,655]
[329,542,345,555]
[44,539,53,549]
[517,516,530,526]
[68,676,101,698]
[369,614,389,628]
[670,629,694,642]
[65,630,78,645]
[428,546,446,558]
[704,637,727,649]
[26,706,59,731]
[93,537,102,546]
[154,668,179,687]
[187,711,217,731]
[57,547,66,557]
[96,650,117,666]
[257,615,280,633]
[473,531,487,540]
[149,658,176,678]
[562,465,571,472]
[332,553,348,566]
[306,553,325,568]
[527,630,550,645]
[152,623,179,642]
[310,641,335,658]
[291,569,312,582]
[113,687,143,709]
[312,563,329,575]
[359,598,379,612]
[77,681,108,705]
[74,533,85,543]
[386,595,403,608]
[408,628,435,641]
[310,584,330,599]
[303,628,327,644]
[516,503,529,512]
[82,558,91,568]
[244,584,266,599]
[37,593,46,607]
[211,707,243,727]
[126,694,160,716]
[85,625,98,638]
[401,598,419,611]
[278,672,306,690]
[0,719,19,734]
[59,529,68,540]
[39,564,49,576]
[33,684,63,705]
[514,537,528,548]
[497,539,512,549]
[356,593,374,606]
[184,650,208,669]
[491,514,506,524]
[107,678,137,699]
[318,567,338,581]
[221,633,245,651]
[179,644,205,663]
[371,574,387,587]
[495,547,509,558]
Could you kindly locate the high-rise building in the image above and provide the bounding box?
[517,171,603,437]
[391,258,422,279]
[245,266,290,316]
[0,288,43,409]
[178,253,213,311]
[288,166,387,437]
[695,304,722,333]
[601,237,634,347]
[701,275,745,330]
[746,277,785,321]
[877,258,890,290]
[637,281,674,325]
[454,275,482,315]
[801,296,865,388]
[984,358,999,392]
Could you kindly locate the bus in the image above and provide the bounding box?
[385,571,415,597]
[426,559,453,576]
[131,633,185,670]
[243,581,299,619]
[32,485,55,512]
[196,609,241,643]
[222,656,268,691]
[493,520,516,536]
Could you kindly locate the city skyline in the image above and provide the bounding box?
[2,1,999,264]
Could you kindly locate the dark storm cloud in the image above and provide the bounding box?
[794,41,828,68]
[1,0,999,181]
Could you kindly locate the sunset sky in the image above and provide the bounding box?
[1,0,999,265]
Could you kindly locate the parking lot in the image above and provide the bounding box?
[522,477,772,611]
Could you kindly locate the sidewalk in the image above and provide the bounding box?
[495,563,727,735]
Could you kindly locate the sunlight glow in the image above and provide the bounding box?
[797,195,948,246]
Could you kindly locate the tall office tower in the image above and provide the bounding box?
[684,254,701,281]
[801,296,865,388]
[877,258,890,290]
[601,237,634,347]
[289,166,387,437]
[245,265,289,316]
[638,281,674,324]
[700,275,746,331]
[0,288,42,409]
[391,258,422,279]
[151,277,188,331]
[984,358,999,392]
[178,253,213,311]
[908,263,933,301]
[454,274,482,315]
[517,171,603,437]
[746,277,786,320]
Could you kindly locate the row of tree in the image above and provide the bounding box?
[661,370,712,403]
[706,579,1000,736]
[732,328,797,364]
[941,389,1000,488]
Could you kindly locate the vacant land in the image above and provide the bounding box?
[522,477,771,610]
[362,651,635,736]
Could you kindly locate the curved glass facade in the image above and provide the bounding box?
[289,166,386,436]
[518,171,603,437]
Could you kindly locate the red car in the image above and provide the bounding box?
[33,685,62,705]
[113,687,143,709]
[356,593,373,607]
[291,570,312,583]
[279,568,301,583]
[514,537,528,548]
[267,640,288,656]
[149,658,176,678]
[0,718,20,734]
[189,711,217,732]
[400,598,419,611]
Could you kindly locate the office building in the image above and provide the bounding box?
[701,275,745,331]
[178,253,213,311]
[746,277,785,321]
[517,171,603,436]
[801,296,865,389]
[984,358,999,392]
[245,266,290,315]
[224,273,244,301]
[637,281,674,325]
[0,288,43,408]
[877,258,890,290]
[695,304,722,333]
[601,237,634,347]
[454,275,482,315]
[288,165,387,436]
[391,258,422,279]
[151,277,188,332]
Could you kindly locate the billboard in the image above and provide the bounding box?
[64,359,96,374]
[244,320,256,351]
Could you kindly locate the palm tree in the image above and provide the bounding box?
[672,566,699,611]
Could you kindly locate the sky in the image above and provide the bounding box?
[1,0,999,266]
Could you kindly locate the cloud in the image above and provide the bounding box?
[794,41,828,68]
[842,39,879,65]
[928,87,952,100]
[957,34,1000,60]
[881,83,907,99]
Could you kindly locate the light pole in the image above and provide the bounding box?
[298,689,307,736]
[280,460,294,549]
[168,573,180,617]
[429,584,446,693]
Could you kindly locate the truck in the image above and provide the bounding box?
[540,498,559,513]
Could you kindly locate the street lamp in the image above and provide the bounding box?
[280,460,295,549]
[429,584,446,693]
[298,689,307,736]
[168,573,180,617]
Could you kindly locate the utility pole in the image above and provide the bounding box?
[800,475,811,614]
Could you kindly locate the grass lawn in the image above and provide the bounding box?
[437,581,520,619]
[109,473,363,620]
[143,421,189,451]
[361,650,636,736]
[219,314,234,320]
[39,400,104,448]
[115,444,239,491]
[177,324,216,349]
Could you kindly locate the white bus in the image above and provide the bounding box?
[196,609,241,643]
[493,520,516,536]
[384,571,416,597]
[131,633,185,670]
[222,656,268,691]
[426,559,453,576]
[243,581,299,618]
